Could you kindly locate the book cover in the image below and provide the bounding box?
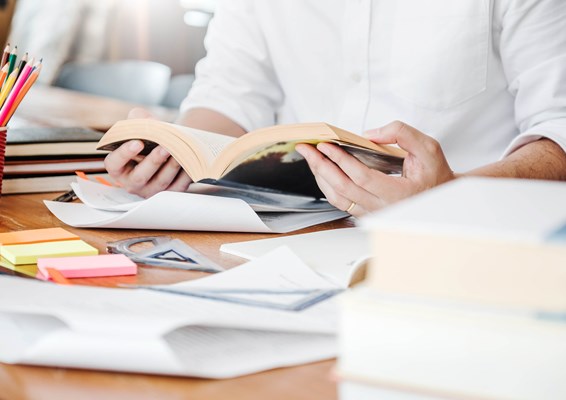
[6,126,106,157]
[1,173,110,194]
[6,126,104,144]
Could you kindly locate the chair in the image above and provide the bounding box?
[54,60,172,106]
[161,73,195,108]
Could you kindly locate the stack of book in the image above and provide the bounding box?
[337,177,566,400]
[2,126,108,194]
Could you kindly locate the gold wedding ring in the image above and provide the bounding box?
[346,201,356,213]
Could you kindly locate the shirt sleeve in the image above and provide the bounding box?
[180,0,283,132]
[499,0,566,156]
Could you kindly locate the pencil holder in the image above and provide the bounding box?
[0,126,6,196]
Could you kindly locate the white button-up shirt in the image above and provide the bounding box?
[182,0,566,172]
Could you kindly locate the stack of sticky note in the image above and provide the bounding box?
[0,228,92,278]
[0,228,97,265]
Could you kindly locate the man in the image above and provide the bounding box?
[105,0,566,217]
[8,0,113,84]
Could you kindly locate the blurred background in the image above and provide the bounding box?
[0,0,216,108]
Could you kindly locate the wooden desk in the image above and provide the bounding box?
[0,85,354,399]
[14,84,178,131]
[0,195,354,400]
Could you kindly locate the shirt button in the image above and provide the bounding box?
[351,72,362,83]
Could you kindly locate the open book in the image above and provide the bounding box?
[97,119,406,198]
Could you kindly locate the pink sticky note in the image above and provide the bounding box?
[36,254,137,281]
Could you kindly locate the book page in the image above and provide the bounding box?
[182,127,236,164]
[97,120,237,180]
[189,179,337,212]
[211,122,406,180]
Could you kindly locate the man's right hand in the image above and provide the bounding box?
[103,108,193,198]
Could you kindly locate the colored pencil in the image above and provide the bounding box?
[0,46,42,127]
[6,46,17,77]
[0,59,34,125]
[1,60,42,126]
[0,64,8,90]
[0,68,18,109]
[15,52,28,80]
[0,43,9,68]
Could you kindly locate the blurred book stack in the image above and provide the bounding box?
[2,126,108,194]
[337,177,566,400]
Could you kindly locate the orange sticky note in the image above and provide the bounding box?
[37,254,137,280]
[45,268,72,285]
[75,171,88,180]
[94,176,113,186]
[0,228,79,246]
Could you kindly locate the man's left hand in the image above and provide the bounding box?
[295,121,456,217]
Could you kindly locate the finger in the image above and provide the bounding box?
[296,143,384,213]
[314,173,379,217]
[365,121,443,165]
[296,143,349,209]
[315,142,396,209]
[127,146,172,194]
[316,142,391,190]
[104,140,144,177]
[310,171,356,211]
[166,170,193,193]
[139,155,186,196]
[128,107,155,119]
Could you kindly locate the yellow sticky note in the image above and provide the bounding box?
[0,257,38,278]
[0,240,98,265]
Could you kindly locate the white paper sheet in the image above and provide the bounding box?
[221,228,371,287]
[44,190,347,233]
[149,246,342,310]
[0,249,339,378]
[46,178,347,233]
[71,179,144,211]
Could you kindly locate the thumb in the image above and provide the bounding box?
[128,107,155,120]
[363,127,394,144]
